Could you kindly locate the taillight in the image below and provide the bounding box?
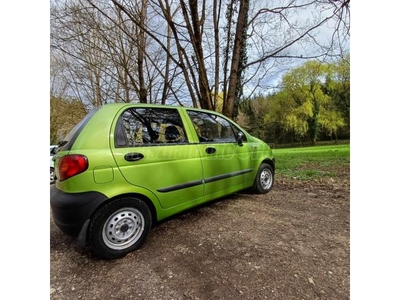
[58,155,88,181]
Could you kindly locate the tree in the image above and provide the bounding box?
[324,55,350,136]
[264,60,345,144]
[51,0,175,107]
[51,1,113,107]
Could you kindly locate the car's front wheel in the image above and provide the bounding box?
[88,197,152,259]
[252,163,274,194]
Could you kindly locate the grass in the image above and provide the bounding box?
[272,144,350,181]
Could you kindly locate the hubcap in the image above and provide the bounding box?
[260,168,273,190]
[102,208,145,250]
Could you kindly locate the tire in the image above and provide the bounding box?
[50,167,56,184]
[252,163,274,194]
[88,197,152,259]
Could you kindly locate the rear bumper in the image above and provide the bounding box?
[50,186,108,237]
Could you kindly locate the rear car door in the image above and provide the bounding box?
[111,107,204,209]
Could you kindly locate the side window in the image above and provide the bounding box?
[115,108,188,147]
[188,111,246,143]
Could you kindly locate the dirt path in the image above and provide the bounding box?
[50,173,349,300]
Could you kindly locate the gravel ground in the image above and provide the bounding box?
[50,169,349,300]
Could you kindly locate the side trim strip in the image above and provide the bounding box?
[157,179,203,193]
[204,169,253,183]
[156,168,253,193]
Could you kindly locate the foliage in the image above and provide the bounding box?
[282,60,340,144]
[50,97,87,144]
[239,57,349,145]
[323,54,350,135]
[237,94,271,141]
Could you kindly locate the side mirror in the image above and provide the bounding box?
[237,132,244,147]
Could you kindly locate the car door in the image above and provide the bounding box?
[111,107,204,209]
[186,110,255,197]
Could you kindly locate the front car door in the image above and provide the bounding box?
[186,110,255,198]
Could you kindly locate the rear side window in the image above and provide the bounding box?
[187,110,246,143]
[115,108,188,147]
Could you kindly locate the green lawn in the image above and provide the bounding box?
[272,144,350,180]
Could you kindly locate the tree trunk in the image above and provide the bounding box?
[212,0,221,111]
[137,0,147,103]
[182,0,212,110]
[222,1,234,109]
[161,20,172,105]
[223,0,249,118]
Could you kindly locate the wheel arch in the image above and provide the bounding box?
[261,158,275,173]
[95,193,158,228]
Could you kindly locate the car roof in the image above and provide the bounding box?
[98,103,227,119]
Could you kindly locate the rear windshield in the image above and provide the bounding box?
[58,108,98,151]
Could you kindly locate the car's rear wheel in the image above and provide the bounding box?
[89,197,152,259]
[252,163,274,194]
[50,167,56,184]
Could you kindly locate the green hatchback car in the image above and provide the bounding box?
[50,103,275,259]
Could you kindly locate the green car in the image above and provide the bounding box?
[50,103,275,259]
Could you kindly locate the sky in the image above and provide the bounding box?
[1,1,400,299]
[241,0,351,96]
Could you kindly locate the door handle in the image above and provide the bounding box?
[205,147,216,154]
[124,152,144,161]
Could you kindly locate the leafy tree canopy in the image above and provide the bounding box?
[238,56,349,145]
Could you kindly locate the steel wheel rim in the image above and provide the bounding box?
[260,168,273,190]
[102,208,145,250]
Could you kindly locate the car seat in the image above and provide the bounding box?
[165,125,180,142]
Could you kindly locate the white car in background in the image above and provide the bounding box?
[50,145,58,184]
